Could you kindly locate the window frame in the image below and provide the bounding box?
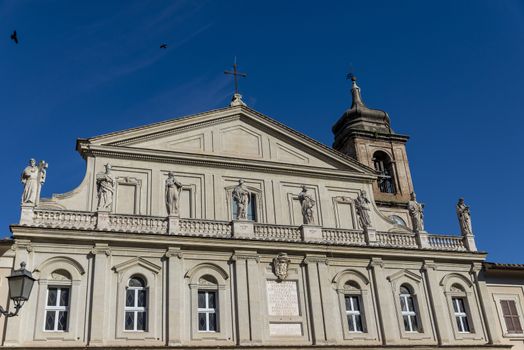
[500,299,523,334]
[333,270,379,343]
[197,290,218,332]
[399,285,420,333]
[372,150,397,194]
[44,286,70,332]
[452,297,471,333]
[124,276,148,332]
[492,293,524,338]
[344,294,363,333]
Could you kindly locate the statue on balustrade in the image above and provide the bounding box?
[354,190,372,229]
[165,171,183,216]
[408,192,424,232]
[233,179,250,220]
[21,158,47,206]
[456,197,473,236]
[96,164,115,211]
[298,185,316,225]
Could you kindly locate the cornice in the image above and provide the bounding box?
[81,145,377,182]
[10,225,488,262]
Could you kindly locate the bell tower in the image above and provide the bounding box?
[332,76,414,226]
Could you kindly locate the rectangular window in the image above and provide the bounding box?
[44,287,69,331]
[501,300,523,334]
[198,291,218,332]
[400,294,419,332]
[124,287,147,331]
[452,297,470,333]
[344,295,363,332]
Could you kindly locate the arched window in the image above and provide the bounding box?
[373,151,396,194]
[125,276,147,331]
[389,215,407,226]
[44,270,71,332]
[197,275,218,332]
[399,284,419,332]
[450,284,470,333]
[344,281,364,332]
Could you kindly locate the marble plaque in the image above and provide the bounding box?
[269,323,302,336]
[266,280,299,316]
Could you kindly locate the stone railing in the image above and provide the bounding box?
[377,232,418,248]
[32,209,96,230]
[254,224,301,242]
[323,228,366,246]
[21,208,474,252]
[428,235,467,251]
[179,219,232,238]
[107,214,167,235]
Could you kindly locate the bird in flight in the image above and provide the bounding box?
[10,30,18,44]
[160,43,167,49]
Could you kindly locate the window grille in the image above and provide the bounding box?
[44,287,69,331]
[124,276,147,331]
[452,297,470,333]
[399,285,419,332]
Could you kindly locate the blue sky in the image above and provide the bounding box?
[1,1,523,262]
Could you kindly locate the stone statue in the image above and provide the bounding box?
[354,190,372,229]
[408,192,424,232]
[298,185,315,225]
[273,253,290,281]
[165,172,183,216]
[232,179,250,220]
[21,158,47,206]
[96,164,115,211]
[456,198,473,236]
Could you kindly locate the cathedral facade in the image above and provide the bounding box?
[1,80,523,349]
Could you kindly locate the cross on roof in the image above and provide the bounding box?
[224,57,247,95]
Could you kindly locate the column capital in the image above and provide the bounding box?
[91,243,111,256]
[231,250,259,262]
[165,247,183,259]
[303,254,329,265]
[421,260,437,271]
[368,257,384,269]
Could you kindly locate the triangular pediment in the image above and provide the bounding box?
[82,106,376,175]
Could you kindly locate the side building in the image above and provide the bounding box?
[0,82,522,349]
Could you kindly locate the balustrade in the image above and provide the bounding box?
[25,209,470,252]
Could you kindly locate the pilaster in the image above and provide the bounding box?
[303,255,328,344]
[3,240,33,346]
[165,247,184,345]
[421,260,452,344]
[368,257,399,344]
[232,251,261,345]
[470,263,504,345]
[88,243,111,345]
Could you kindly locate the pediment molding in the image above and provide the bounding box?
[79,106,376,177]
[112,257,161,274]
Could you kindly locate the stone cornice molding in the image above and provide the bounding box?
[83,145,376,183]
[113,256,161,274]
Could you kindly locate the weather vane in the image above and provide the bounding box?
[224,57,247,95]
[346,63,356,81]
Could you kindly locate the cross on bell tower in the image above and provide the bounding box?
[224,57,247,107]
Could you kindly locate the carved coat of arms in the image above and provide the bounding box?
[273,253,290,281]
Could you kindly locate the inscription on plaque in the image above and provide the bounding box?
[266,280,299,316]
[269,323,302,336]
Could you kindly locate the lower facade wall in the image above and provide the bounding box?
[0,239,509,348]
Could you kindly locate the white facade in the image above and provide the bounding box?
[0,101,519,349]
